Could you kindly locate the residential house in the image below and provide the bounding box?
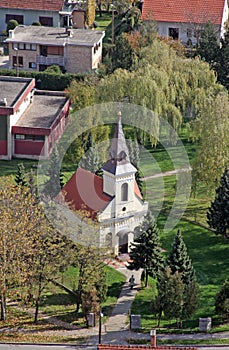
[0,0,75,34]
[6,25,105,73]
[142,0,228,45]
[58,113,148,255]
[0,76,70,160]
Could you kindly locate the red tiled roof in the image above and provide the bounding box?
[98,345,198,350]
[60,167,143,219]
[61,167,112,219]
[134,180,142,200]
[142,0,226,25]
[0,0,64,11]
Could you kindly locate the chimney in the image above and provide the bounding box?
[8,30,14,39]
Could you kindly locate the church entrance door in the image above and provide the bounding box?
[117,229,132,254]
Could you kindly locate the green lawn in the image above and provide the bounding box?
[95,12,112,31]
[131,216,229,331]
[38,264,125,327]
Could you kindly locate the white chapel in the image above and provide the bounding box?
[61,113,148,255]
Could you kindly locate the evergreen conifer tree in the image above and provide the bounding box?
[195,21,219,68]
[127,211,164,287]
[43,146,65,199]
[15,163,28,187]
[215,280,229,318]
[80,146,101,174]
[207,167,229,239]
[166,229,195,285]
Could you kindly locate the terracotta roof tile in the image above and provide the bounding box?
[0,0,64,11]
[61,167,112,219]
[60,168,143,218]
[142,0,226,25]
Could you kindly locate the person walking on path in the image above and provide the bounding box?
[129,274,135,289]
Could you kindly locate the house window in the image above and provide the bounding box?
[187,28,192,38]
[39,16,53,26]
[169,27,179,40]
[17,43,37,51]
[121,183,128,201]
[15,134,25,140]
[40,45,47,57]
[29,62,37,69]
[5,14,23,24]
[13,55,23,67]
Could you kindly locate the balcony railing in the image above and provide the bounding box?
[36,55,65,66]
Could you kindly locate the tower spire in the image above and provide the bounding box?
[102,112,136,175]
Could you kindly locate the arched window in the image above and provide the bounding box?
[121,183,128,201]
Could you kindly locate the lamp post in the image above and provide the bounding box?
[98,309,103,344]
[13,47,19,77]
[111,2,115,44]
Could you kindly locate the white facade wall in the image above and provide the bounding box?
[0,8,60,33]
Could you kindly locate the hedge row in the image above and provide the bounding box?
[0,69,87,91]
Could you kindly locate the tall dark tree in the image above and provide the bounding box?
[166,229,195,285]
[15,163,27,187]
[43,146,65,199]
[195,21,219,68]
[80,146,101,173]
[127,211,164,287]
[215,25,229,89]
[207,167,229,239]
[154,266,199,327]
[215,280,229,318]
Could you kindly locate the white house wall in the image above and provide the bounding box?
[0,8,60,33]
[157,20,221,45]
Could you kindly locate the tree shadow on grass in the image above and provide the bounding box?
[106,281,125,298]
[42,292,76,306]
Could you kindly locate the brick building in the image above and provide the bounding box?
[0,76,70,160]
[6,25,105,73]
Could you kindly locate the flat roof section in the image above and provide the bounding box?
[7,26,105,47]
[0,77,32,107]
[15,93,68,129]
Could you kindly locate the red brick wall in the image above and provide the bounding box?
[98,345,197,350]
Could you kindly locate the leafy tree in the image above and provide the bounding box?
[128,211,164,287]
[215,280,229,318]
[25,228,72,323]
[195,21,219,68]
[166,229,195,285]
[207,167,229,239]
[6,19,18,34]
[86,0,96,28]
[0,182,43,320]
[76,247,107,313]
[190,91,229,192]
[43,146,65,199]
[15,163,28,187]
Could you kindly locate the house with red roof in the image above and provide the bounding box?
[59,113,148,255]
[0,76,70,160]
[142,0,228,45]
